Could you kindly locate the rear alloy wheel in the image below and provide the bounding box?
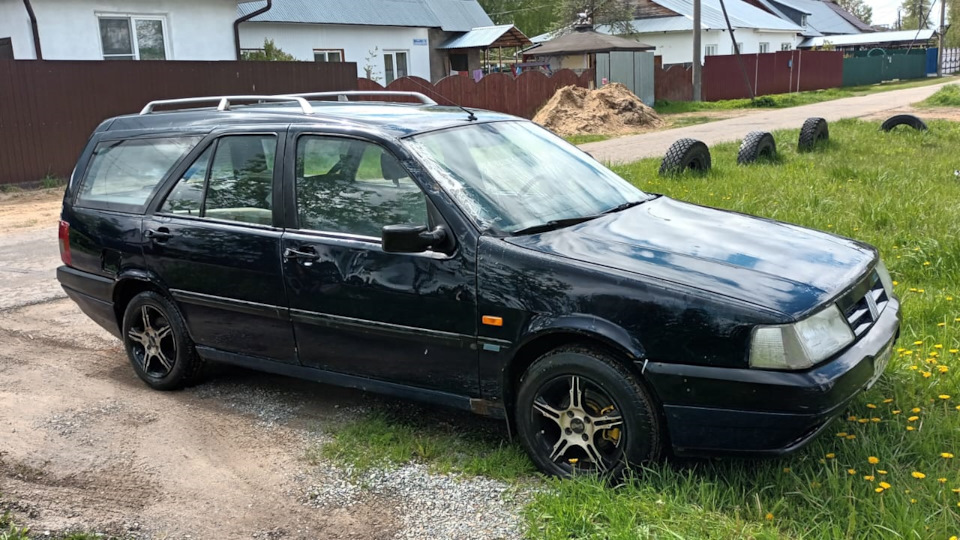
[122,291,203,390]
[516,346,660,477]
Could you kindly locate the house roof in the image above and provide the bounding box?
[800,28,935,48]
[529,29,654,56]
[437,25,531,49]
[764,0,869,35]
[238,0,493,31]
[649,0,804,31]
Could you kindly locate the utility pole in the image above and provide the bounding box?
[938,0,946,76]
[693,0,702,101]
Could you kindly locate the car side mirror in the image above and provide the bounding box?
[381,224,448,253]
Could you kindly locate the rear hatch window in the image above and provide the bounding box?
[77,136,200,211]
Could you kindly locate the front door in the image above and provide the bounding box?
[143,132,296,363]
[280,133,478,395]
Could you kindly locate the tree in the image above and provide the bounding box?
[553,0,635,35]
[241,39,295,61]
[900,0,933,29]
[834,0,873,25]
[478,0,560,38]
[946,0,960,47]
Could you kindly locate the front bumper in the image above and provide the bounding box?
[643,297,900,456]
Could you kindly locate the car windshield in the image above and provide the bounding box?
[405,121,651,234]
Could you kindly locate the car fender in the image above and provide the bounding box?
[517,313,647,361]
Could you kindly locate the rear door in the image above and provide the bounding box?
[142,129,296,364]
[279,131,479,395]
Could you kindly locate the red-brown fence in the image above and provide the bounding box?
[0,60,358,186]
[654,50,844,102]
[357,69,595,120]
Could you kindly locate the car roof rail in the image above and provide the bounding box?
[283,91,438,106]
[140,95,314,115]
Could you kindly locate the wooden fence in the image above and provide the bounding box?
[357,69,595,120]
[0,60,358,186]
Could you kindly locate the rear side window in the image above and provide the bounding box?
[77,137,200,210]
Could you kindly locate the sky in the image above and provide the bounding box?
[865,0,946,27]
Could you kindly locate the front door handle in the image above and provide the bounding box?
[284,247,320,262]
[145,228,172,242]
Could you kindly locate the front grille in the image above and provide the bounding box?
[841,271,888,338]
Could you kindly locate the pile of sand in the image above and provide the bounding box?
[533,83,663,136]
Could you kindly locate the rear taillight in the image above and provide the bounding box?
[58,220,72,266]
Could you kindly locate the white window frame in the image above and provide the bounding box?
[759,42,770,53]
[383,49,410,84]
[97,13,170,60]
[781,42,793,51]
[704,44,718,56]
[313,49,344,62]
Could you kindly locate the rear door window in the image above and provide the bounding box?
[161,135,277,226]
[77,136,200,211]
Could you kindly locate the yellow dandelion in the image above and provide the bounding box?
[874,487,884,493]
[893,410,902,414]
[907,426,916,431]
[826,453,835,459]
[941,452,954,459]
[935,344,944,349]
[765,512,774,521]
[918,289,925,293]
[871,418,881,423]
[911,499,917,504]
[858,418,869,424]
[836,432,848,437]
[940,366,950,373]
[879,481,891,489]
[912,407,922,413]
[904,351,914,356]
[938,478,948,483]
[923,261,931,266]
[956,405,960,411]
[940,395,952,400]
[877,470,888,475]
[868,456,879,464]
[908,416,920,422]
[847,468,857,475]
[911,471,926,479]
[951,349,959,354]
[847,415,857,421]
[866,403,877,409]
[914,340,923,346]
[922,371,932,378]
[937,322,946,327]
[953,488,960,493]
[846,434,857,440]
[864,475,875,481]
[882,398,893,403]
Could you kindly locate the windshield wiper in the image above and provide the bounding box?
[603,200,646,214]
[511,216,600,236]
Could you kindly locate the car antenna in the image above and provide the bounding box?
[397,77,477,122]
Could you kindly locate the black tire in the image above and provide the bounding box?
[798,117,829,152]
[658,138,711,176]
[737,131,777,165]
[122,291,204,391]
[881,114,928,132]
[515,346,661,478]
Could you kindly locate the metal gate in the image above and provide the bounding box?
[595,51,655,104]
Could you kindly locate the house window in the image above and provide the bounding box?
[704,45,718,56]
[781,42,793,51]
[314,49,343,62]
[384,50,409,84]
[99,16,167,60]
[759,42,770,53]
[0,37,12,59]
[450,53,468,72]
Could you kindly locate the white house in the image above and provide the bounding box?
[0,0,240,60]
[236,0,514,83]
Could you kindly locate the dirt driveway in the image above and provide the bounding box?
[0,192,524,539]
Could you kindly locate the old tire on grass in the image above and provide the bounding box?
[737,131,777,165]
[881,114,928,132]
[515,345,661,478]
[658,138,711,176]
[798,117,829,151]
[122,291,205,391]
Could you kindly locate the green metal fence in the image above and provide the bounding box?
[842,49,928,87]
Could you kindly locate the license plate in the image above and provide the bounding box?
[866,341,894,390]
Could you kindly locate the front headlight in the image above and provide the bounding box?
[749,304,855,370]
[875,260,894,295]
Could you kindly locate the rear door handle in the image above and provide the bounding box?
[145,228,172,242]
[284,247,320,262]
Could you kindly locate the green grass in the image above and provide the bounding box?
[526,119,960,539]
[314,406,536,481]
[917,84,960,107]
[564,134,613,145]
[655,77,959,115]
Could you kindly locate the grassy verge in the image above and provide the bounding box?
[314,405,536,481]
[917,84,960,107]
[655,76,958,114]
[564,134,612,145]
[527,119,960,539]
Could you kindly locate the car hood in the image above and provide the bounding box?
[506,197,876,316]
